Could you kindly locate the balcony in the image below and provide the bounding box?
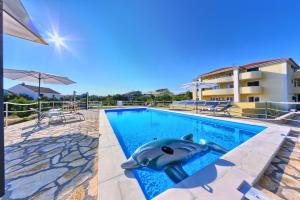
[293,71,300,79]
[203,76,233,84]
[202,88,234,96]
[239,71,262,80]
[294,87,300,94]
[240,86,263,94]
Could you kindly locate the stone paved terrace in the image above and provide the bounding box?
[2,110,99,200]
[255,117,300,200]
[167,108,300,200]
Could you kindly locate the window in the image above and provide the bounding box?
[248,96,260,102]
[212,86,220,90]
[247,67,259,72]
[295,79,300,87]
[226,97,233,101]
[226,84,234,88]
[247,81,259,86]
[211,97,221,101]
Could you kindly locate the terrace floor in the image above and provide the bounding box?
[255,119,300,200]
[3,107,300,200]
[2,110,99,200]
[168,108,300,200]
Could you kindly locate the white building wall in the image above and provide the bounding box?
[8,85,39,99]
[233,68,240,102]
[42,93,63,99]
[8,85,62,100]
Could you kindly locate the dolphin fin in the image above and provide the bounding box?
[164,164,189,183]
[181,134,194,142]
[206,142,228,154]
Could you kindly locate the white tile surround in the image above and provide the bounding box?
[98,108,291,200]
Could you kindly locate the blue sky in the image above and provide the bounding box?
[4,0,300,95]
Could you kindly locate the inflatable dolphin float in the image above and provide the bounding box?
[121,134,228,183]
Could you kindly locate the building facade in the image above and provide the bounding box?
[8,83,62,99]
[193,58,300,102]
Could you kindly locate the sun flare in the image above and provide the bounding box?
[48,30,67,50]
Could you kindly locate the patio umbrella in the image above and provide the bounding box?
[1,1,48,197]
[3,0,48,44]
[181,81,218,112]
[4,68,76,127]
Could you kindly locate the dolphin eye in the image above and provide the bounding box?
[161,146,174,155]
[141,159,149,166]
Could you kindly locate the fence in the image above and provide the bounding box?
[171,100,300,124]
[4,100,83,127]
[7,100,298,127]
[3,100,173,127]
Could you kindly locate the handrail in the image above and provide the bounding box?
[4,100,300,127]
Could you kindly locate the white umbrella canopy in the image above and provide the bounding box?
[181,81,218,89]
[4,68,76,85]
[3,0,47,45]
[4,68,76,128]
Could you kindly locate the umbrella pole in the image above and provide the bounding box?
[195,83,198,114]
[37,73,41,126]
[0,2,5,196]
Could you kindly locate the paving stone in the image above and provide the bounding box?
[52,154,60,165]
[67,185,85,200]
[5,158,23,169]
[280,188,300,200]
[40,143,65,152]
[258,175,279,192]
[45,148,64,159]
[288,159,300,170]
[61,151,82,162]
[3,110,99,200]
[69,158,88,167]
[79,138,93,147]
[6,159,50,179]
[278,164,300,178]
[6,149,24,161]
[5,164,23,174]
[280,174,300,188]
[58,171,92,199]
[61,150,69,158]
[57,168,81,185]
[8,168,68,199]
[23,154,48,165]
[83,149,96,157]
[79,147,90,154]
[31,186,57,200]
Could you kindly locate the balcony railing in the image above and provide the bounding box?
[294,87,300,94]
[202,88,234,96]
[239,71,262,80]
[240,86,263,94]
[293,71,300,79]
[202,75,233,83]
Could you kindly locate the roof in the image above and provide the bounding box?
[21,84,60,94]
[196,58,299,79]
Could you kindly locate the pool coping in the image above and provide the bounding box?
[98,107,291,200]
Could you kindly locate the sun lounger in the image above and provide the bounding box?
[211,103,232,117]
[201,101,219,111]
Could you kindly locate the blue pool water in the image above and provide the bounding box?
[105,108,266,199]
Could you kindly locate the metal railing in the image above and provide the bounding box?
[4,100,80,127]
[171,100,300,124]
[3,100,173,127]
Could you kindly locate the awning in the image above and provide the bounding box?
[3,0,47,44]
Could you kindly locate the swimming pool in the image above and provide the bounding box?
[105,108,266,199]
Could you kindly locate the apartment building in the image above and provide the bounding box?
[193,58,300,102]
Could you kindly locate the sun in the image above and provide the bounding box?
[48,30,67,50]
